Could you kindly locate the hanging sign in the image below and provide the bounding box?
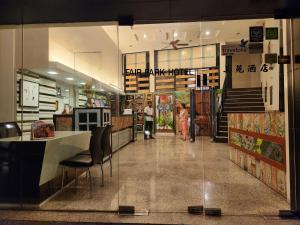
[278,55,291,64]
[221,44,247,56]
[295,55,300,64]
[265,53,278,64]
[250,26,264,42]
[248,42,264,54]
[266,27,279,40]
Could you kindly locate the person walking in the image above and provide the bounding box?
[144,101,155,139]
[179,103,189,141]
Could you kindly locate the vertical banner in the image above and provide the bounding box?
[190,89,195,142]
[155,94,174,133]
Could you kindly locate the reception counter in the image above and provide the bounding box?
[0,131,90,204]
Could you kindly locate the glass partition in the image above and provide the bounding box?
[0,25,24,207]
[0,22,123,212]
[0,17,292,219]
[201,18,290,216]
[118,22,204,213]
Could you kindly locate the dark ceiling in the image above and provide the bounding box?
[0,0,299,25]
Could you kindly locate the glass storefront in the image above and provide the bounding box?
[0,17,295,218]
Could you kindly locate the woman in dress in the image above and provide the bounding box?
[179,103,189,141]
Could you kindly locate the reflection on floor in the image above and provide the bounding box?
[40,136,288,216]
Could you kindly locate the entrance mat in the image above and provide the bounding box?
[1,221,184,225]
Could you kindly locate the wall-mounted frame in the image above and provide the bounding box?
[20,79,39,108]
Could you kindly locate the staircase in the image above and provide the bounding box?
[223,87,265,113]
[214,87,265,143]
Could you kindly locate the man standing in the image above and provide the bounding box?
[144,101,155,139]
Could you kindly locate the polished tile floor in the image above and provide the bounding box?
[39,136,289,216]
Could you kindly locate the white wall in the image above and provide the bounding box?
[219,43,226,88]
[232,53,261,88]
[260,19,281,111]
[49,26,121,89]
[283,19,291,202]
[0,29,18,122]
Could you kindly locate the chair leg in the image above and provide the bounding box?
[100,164,104,187]
[61,167,65,190]
[87,168,92,190]
[109,156,112,177]
[75,168,78,187]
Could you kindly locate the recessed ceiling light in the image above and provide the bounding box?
[143,33,147,39]
[80,82,86,85]
[65,77,74,81]
[47,71,58,75]
[174,32,178,38]
[205,31,210,36]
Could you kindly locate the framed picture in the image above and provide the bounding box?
[20,80,39,107]
[266,27,278,40]
[249,26,264,42]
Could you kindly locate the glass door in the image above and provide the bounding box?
[201,18,291,216]
[118,22,204,213]
[13,22,121,212]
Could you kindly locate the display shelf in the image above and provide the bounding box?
[155,75,175,92]
[175,74,196,91]
[125,75,138,93]
[196,67,220,89]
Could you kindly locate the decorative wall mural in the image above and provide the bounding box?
[230,131,284,163]
[228,112,285,137]
[21,80,39,107]
[155,94,174,132]
[228,112,286,197]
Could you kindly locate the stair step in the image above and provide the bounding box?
[218,126,228,131]
[224,102,264,107]
[219,121,228,126]
[228,87,261,91]
[218,132,228,137]
[227,94,263,99]
[227,89,262,93]
[224,109,265,112]
[214,136,228,143]
[225,98,264,103]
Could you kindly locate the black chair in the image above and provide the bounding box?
[0,122,22,172]
[78,125,113,178]
[60,126,106,189]
[101,125,113,177]
[0,122,22,138]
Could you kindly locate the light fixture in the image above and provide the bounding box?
[205,31,210,36]
[47,71,58,75]
[80,82,86,85]
[65,77,74,81]
[65,89,69,92]
[174,32,178,38]
[92,85,96,89]
[181,51,185,55]
[143,33,147,39]
[100,88,105,91]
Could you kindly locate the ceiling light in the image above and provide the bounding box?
[143,33,147,39]
[65,77,74,81]
[80,82,86,85]
[92,85,96,89]
[174,32,178,38]
[100,88,105,91]
[205,31,210,36]
[47,71,58,75]
[65,89,69,92]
